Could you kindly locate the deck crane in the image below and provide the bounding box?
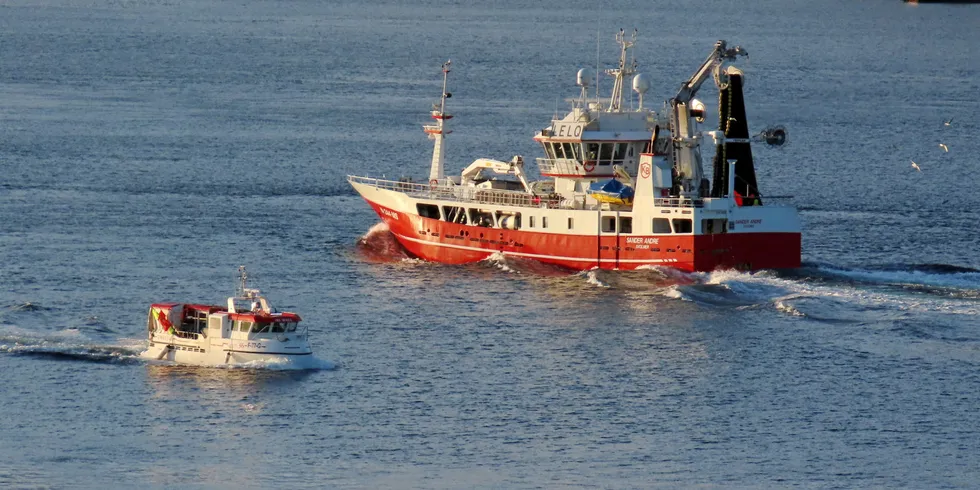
[669,40,747,198]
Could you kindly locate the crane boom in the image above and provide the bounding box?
[673,40,747,104]
[669,40,748,197]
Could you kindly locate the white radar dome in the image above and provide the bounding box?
[632,73,650,95]
[576,68,591,87]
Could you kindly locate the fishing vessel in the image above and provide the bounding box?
[348,31,801,272]
[142,267,316,367]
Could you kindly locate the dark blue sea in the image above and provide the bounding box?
[2,0,980,487]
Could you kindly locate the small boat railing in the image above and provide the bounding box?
[172,330,201,340]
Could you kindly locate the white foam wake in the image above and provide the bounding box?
[483,252,516,273]
[820,266,980,291]
[583,269,609,288]
[698,268,980,317]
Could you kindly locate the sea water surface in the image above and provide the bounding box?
[2,0,980,488]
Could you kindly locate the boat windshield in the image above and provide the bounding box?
[251,321,298,333]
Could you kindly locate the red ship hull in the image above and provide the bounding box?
[366,200,800,272]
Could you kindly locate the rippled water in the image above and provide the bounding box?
[2,0,980,487]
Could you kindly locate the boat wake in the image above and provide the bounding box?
[791,263,980,299]
[0,325,146,365]
[355,222,414,263]
[0,325,337,370]
[582,269,610,288]
[658,263,980,320]
[216,356,336,371]
[139,349,337,371]
[480,252,576,277]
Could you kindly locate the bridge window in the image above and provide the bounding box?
[672,218,693,234]
[552,143,565,159]
[567,217,574,229]
[652,218,671,234]
[528,216,535,228]
[585,142,599,162]
[443,206,467,224]
[599,143,613,165]
[561,143,573,160]
[417,203,440,219]
[542,216,549,229]
[613,143,628,165]
[542,143,556,160]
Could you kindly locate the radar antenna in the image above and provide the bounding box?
[236,266,260,300]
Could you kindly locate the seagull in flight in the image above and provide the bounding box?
[911,160,921,171]
[939,143,948,152]
[944,117,953,127]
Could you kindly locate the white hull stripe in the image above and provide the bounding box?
[395,232,680,264]
[224,350,313,356]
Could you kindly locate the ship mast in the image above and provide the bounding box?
[605,29,637,112]
[424,60,453,184]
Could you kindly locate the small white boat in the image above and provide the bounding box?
[142,267,316,368]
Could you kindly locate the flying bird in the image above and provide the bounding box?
[944,118,953,127]
[939,143,948,152]
[911,160,921,171]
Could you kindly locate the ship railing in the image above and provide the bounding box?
[654,197,704,208]
[536,157,622,176]
[348,175,563,210]
[653,196,795,208]
[347,175,434,194]
[172,330,201,340]
[537,157,580,176]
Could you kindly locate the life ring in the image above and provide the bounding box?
[429,179,438,189]
[583,160,596,172]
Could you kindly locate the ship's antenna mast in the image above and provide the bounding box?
[237,265,248,297]
[424,60,453,184]
[606,29,637,112]
[595,27,600,102]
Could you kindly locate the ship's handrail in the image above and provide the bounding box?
[654,197,704,208]
[537,157,623,175]
[347,175,563,210]
[348,175,794,211]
